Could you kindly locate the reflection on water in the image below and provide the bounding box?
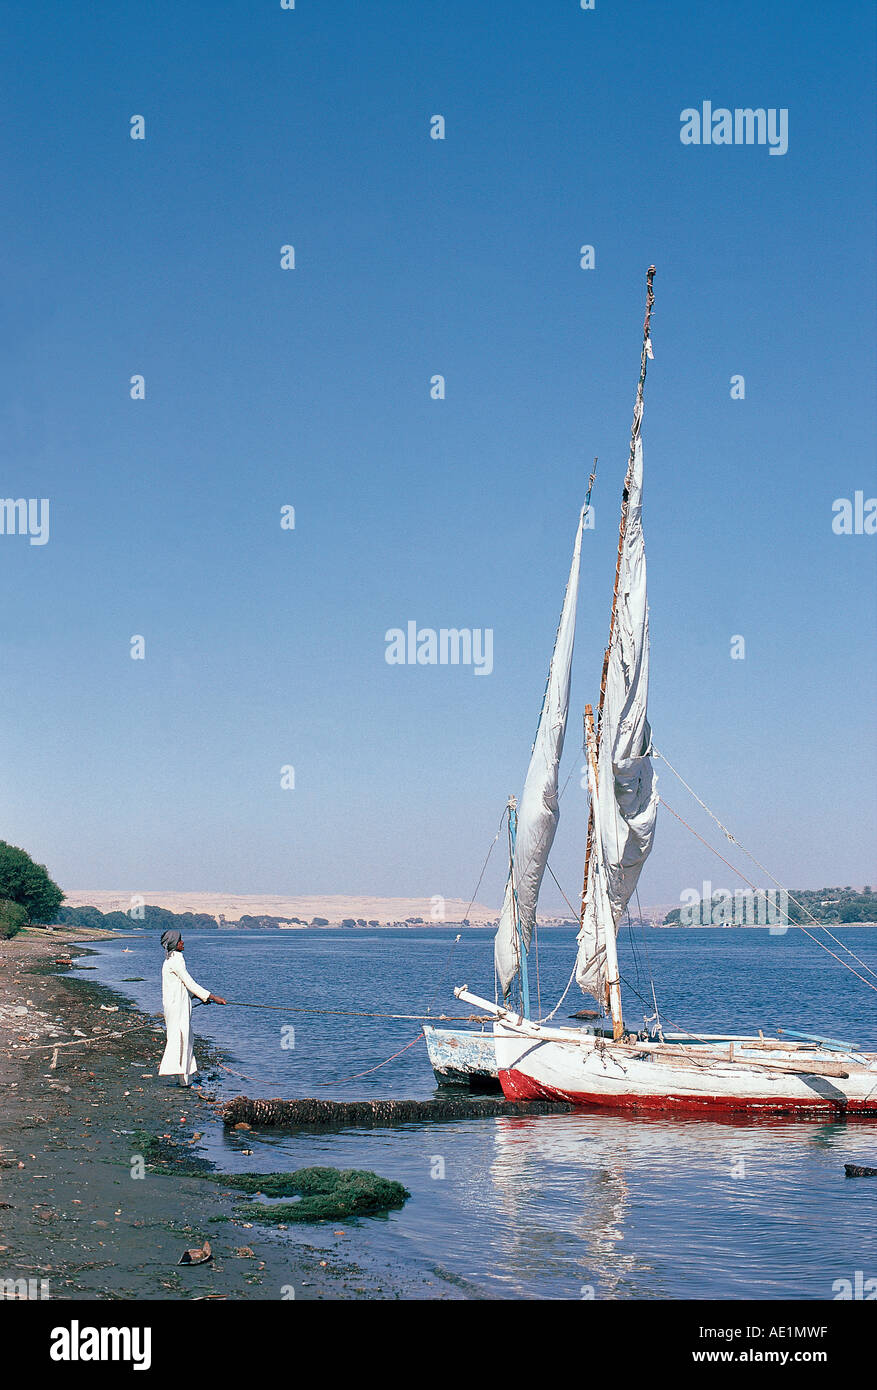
[87,927,877,1299]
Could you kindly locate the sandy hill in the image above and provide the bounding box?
[63,891,502,926]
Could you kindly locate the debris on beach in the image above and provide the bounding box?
[178,1239,212,1265]
[220,1094,574,1130]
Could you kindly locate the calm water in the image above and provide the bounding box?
[86,927,877,1299]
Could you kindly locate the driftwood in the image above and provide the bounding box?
[844,1163,877,1178]
[221,1094,573,1130]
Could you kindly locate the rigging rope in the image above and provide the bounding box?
[658,797,877,997]
[425,933,463,1014]
[540,863,586,1021]
[634,886,664,1040]
[462,807,506,926]
[654,746,877,983]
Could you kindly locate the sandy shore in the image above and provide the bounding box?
[0,928,468,1300]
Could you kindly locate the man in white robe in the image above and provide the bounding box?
[158,930,226,1085]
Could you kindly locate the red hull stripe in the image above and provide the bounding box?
[499,1068,877,1117]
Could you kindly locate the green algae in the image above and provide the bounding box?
[214,1166,410,1222]
[133,1130,409,1222]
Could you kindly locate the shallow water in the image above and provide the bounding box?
[88,926,877,1299]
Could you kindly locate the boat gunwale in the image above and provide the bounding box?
[454,988,877,1076]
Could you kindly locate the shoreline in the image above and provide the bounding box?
[0,927,470,1300]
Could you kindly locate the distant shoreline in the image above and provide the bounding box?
[58,888,877,933]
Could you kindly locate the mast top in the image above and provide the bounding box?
[586,458,598,506]
[643,266,656,346]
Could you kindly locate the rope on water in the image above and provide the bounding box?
[212,1056,258,1085]
[314,1033,425,1087]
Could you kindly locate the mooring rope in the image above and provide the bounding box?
[314,1033,425,1087]
[221,1001,489,1021]
[212,1056,257,1085]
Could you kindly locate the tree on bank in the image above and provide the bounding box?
[0,841,64,929]
[0,899,28,940]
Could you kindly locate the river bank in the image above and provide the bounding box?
[0,928,467,1300]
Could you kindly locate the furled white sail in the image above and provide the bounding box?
[495,502,587,998]
[576,433,658,1002]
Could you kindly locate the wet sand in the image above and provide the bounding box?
[0,928,468,1300]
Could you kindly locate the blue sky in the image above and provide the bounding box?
[0,0,874,911]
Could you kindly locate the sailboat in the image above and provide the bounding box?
[445,267,877,1117]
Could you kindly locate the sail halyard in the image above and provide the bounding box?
[494,497,589,1002]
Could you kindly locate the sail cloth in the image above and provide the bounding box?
[495,502,587,998]
[576,434,658,1002]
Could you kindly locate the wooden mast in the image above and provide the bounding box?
[583,704,624,1038]
[579,266,656,1037]
[507,794,530,1020]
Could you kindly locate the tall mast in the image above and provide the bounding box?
[583,703,624,1037]
[580,267,656,927]
[507,795,530,1020]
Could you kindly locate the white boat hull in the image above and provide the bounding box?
[422,1025,499,1088]
[494,1024,877,1116]
[453,988,877,1118]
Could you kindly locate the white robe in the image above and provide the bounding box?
[159,951,211,1078]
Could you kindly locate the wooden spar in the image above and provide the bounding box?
[507,795,531,1020]
[583,704,624,1040]
[638,1049,851,1079]
[580,267,656,919]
